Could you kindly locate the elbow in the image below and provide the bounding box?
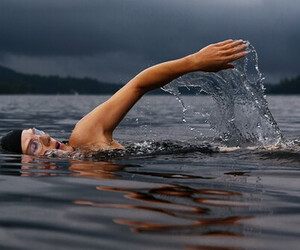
[135,84,149,95]
[129,76,150,95]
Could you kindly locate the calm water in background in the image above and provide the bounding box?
[0,95,299,250]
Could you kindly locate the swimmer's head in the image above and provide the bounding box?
[1,128,73,156]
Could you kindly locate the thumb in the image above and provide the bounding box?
[223,63,235,70]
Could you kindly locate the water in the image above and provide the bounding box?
[0,94,300,250]
[162,42,283,147]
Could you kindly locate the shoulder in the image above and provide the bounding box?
[69,134,124,151]
[68,122,124,150]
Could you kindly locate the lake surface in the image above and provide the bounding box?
[0,95,300,250]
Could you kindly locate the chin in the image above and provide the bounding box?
[61,143,74,152]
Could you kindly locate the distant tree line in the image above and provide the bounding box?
[265,75,300,94]
[0,65,123,94]
[0,65,299,95]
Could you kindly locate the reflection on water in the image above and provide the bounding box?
[1,155,251,238]
[70,161,129,179]
[1,147,300,249]
[70,160,251,238]
[185,245,243,250]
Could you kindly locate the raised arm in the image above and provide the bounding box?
[69,40,247,149]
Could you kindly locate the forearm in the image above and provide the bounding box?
[133,55,194,93]
[133,39,247,94]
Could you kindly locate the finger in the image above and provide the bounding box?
[222,39,244,50]
[227,51,248,62]
[223,44,248,56]
[215,39,234,47]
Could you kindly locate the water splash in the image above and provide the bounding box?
[45,140,217,160]
[162,42,283,147]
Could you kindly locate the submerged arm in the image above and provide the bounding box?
[69,40,247,147]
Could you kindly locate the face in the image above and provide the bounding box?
[21,128,73,156]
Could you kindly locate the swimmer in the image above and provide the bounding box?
[1,39,247,156]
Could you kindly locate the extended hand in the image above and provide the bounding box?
[189,39,248,72]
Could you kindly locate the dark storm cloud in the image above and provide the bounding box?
[0,0,193,58]
[0,0,299,82]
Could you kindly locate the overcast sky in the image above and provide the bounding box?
[0,0,299,83]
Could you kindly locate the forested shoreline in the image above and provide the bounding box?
[0,65,299,95]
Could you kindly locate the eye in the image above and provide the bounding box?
[29,140,42,155]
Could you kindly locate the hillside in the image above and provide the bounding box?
[0,65,123,94]
[265,76,300,94]
[0,65,299,95]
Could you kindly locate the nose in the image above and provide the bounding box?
[40,134,51,146]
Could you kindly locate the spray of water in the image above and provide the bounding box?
[162,42,283,147]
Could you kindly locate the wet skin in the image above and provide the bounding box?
[21,129,73,156]
[18,40,247,156]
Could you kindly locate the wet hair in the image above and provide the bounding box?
[0,130,23,154]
